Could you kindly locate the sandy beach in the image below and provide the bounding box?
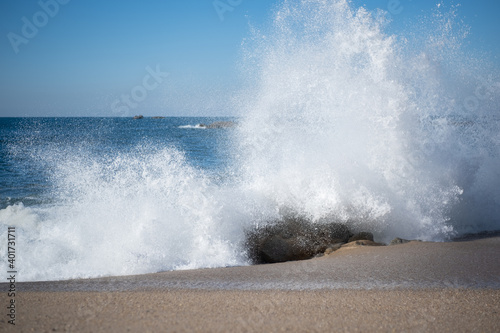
[2,237,499,332]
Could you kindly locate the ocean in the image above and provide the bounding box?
[0,117,233,209]
[1,0,500,282]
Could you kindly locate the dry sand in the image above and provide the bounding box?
[1,237,499,332]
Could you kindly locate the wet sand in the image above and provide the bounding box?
[2,237,499,332]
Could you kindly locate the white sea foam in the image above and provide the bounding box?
[1,0,499,281]
[232,0,500,241]
[178,124,207,129]
[0,146,251,281]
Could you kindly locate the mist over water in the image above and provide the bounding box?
[1,0,499,281]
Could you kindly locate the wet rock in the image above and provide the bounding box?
[348,232,374,242]
[259,235,310,263]
[245,216,352,264]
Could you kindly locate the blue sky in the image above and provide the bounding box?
[0,0,499,117]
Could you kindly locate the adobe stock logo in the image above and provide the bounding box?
[7,0,71,54]
[213,0,243,21]
[111,65,169,116]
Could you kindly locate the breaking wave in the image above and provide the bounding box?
[1,0,499,281]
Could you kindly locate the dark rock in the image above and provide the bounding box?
[348,232,374,242]
[389,238,411,245]
[245,215,352,264]
[133,115,144,119]
[151,116,165,119]
[259,235,311,263]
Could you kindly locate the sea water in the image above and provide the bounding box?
[1,0,499,281]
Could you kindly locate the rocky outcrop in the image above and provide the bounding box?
[245,216,353,264]
[244,216,423,263]
[133,115,144,119]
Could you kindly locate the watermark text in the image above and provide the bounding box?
[111,65,168,116]
[213,0,243,21]
[7,0,71,54]
[6,227,16,325]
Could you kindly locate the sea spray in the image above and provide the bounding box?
[233,0,500,240]
[0,144,248,281]
[0,0,499,282]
